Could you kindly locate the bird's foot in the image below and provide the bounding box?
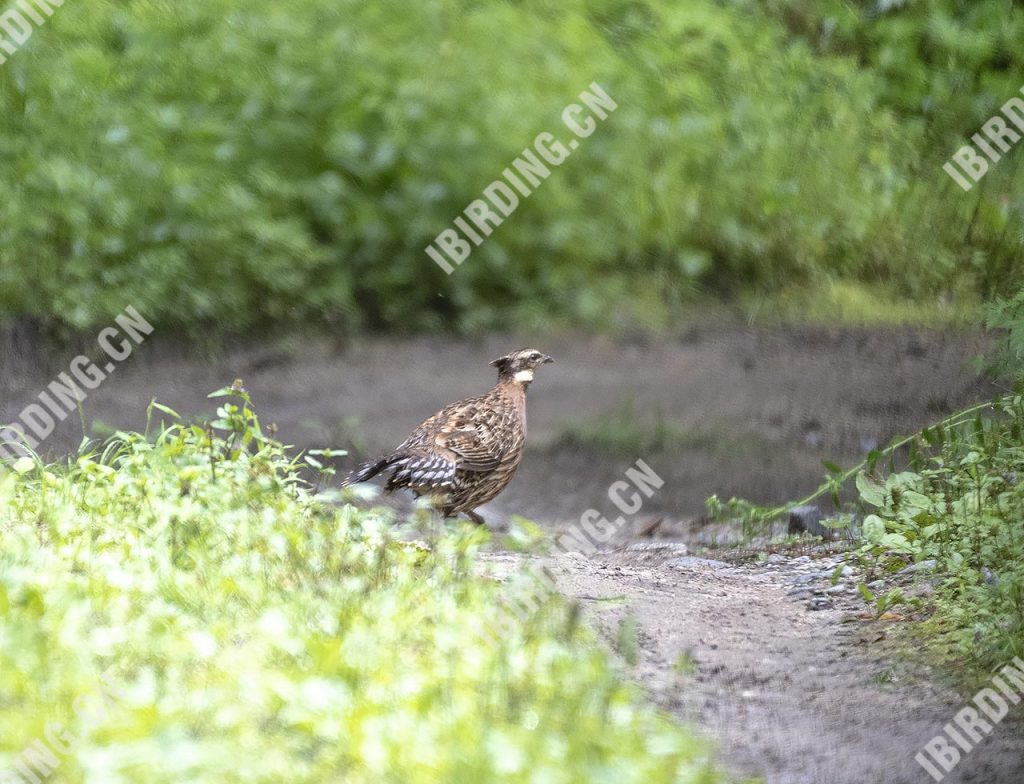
[464,510,486,526]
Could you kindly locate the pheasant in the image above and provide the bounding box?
[345,348,554,525]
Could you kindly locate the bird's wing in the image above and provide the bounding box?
[435,405,505,472]
[384,414,496,490]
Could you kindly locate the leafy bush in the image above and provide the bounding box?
[757,0,1024,298]
[984,286,1024,376]
[709,390,1024,665]
[0,389,718,783]
[0,0,1018,336]
[855,395,1024,665]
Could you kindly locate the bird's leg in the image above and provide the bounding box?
[464,510,486,526]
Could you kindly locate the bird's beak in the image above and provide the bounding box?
[542,354,554,364]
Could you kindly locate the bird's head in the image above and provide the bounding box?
[490,348,554,385]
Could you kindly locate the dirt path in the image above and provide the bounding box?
[2,324,997,527]
[483,547,1024,784]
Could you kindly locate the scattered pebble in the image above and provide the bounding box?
[626,542,689,555]
[666,556,730,569]
[906,582,934,598]
[898,559,937,575]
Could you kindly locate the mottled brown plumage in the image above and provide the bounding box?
[345,349,553,524]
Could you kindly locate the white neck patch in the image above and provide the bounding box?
[513,369,534,383]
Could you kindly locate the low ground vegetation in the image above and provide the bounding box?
[717,388,1024,669]
[855,394,1024,666]
[0,389,719,783]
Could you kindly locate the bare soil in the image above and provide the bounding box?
[2,323,996,528]
[4,322,1021,782]
[539,547,1024,784]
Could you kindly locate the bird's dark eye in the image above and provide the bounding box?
[530,352,541,359]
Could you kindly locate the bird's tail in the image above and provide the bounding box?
[343,454,396,487]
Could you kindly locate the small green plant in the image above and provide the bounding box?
[871,667,897,686]
[673,650,698,677]
[706,397,1001,537]
[984,286,1024,377]
[853,395,1024,664]
[711,391,1024,666]
[615,615,641,667]
[0,387,719,783]
[857,584,907,620]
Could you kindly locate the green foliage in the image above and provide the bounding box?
[984,286,1024,376]
[745,281,977,327]
[708,392,1024,663]
[752,0,1024,297]
[0,0,1019,335]
[0,391,718,782]
[706,398,998,538]
[761,0,1024,145]
[856,582,907,620]
[854,395,1024,665]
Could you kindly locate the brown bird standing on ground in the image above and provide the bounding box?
[345,349,554,525]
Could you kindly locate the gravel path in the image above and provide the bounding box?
[482,547,1024,784]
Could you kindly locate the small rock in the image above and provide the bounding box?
[825,585,848,595]
[899,559,938,575]
[787,505,831,539]
[788,588,815,600]
[626,542,688,555]
[841,565,854,578]
[788,574,817,586]
[860,436,879,453]
[982,567,998,586]
[793,555,812,563]
[867,580,886,592]
[807,597,832,611]
[666,556,729,569]
[906,582,934,599]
